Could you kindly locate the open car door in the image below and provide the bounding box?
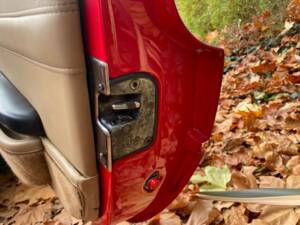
[82,0,223,224]
[0,0,223,224]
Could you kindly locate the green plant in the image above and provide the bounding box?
[176,0,290,39]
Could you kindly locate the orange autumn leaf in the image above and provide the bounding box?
[287,0,300,22]
[261,11,271,18]
[251,62,277,74]
[288,71,300,83]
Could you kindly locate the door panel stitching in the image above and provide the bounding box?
[0,1,77,14]
[0,9,78,18]
[0,46,84,75]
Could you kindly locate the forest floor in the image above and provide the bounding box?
[1,1,300,225]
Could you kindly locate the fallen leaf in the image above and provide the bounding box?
[251,62,277,74]
[235,101,263,118]
[259,206,300,225]
[152,211,182,225]
[44,221,64,225]
[13,185,55,206]
[191,166,231,192]
[289,71,300,83]
[167,192,190,211]
[288,0,300,22]
[230,171,253,189]
[259,176,285,188]
[250,219,270,225]
[214,201,234,211]
[186,200,218,225]
[223,205,248,225]
[280,21,295,35]
[245,204,266,213]
[287,156,300,175]
[286,175,300,188]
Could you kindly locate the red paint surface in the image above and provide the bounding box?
[82,0,224,224]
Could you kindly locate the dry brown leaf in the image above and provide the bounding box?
[186,200,216,225]
[225,150,253,167]
[168,192,197,219]
[252,142,277,159]
[287,157,300,175]
[50,209,84,225]
[44,221,65,225]
[13,185,55,206]
[235,101,263,118]
[230,171,253,189]
[167,193,190,211]
[150,211,182,225]
[281,21,295,35]
[286,176,300,188]
[289,71,300,84]
[251,62,277,74]
[288,0,300,22]
[250,219,271,225]
[242,167,258,188]
[259,176,285,188]
[265,152,284,172]
[285,117,300,130]
[13,203,51,225]
[223,205,248,225]
[245,204,266,213]
[214,201,234,211]
[214,116,237,134]
[222,138,244,152]
[277,138,299,156]
[117,222,131,225]
[259,206,300,225]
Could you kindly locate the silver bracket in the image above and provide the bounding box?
[91,57,111,96]
[90,57,112,171]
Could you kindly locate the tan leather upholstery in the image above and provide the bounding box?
[0,127,50,185]
[0,0,97,177]
[43,139,99,221]
[0,127,41,154]
[0,0,100,220]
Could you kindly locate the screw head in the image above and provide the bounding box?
[98,83,104,91]
[130,80,140,90]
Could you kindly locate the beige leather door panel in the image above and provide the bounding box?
[0,49,96,176]
[0,0,99,221]
[43,139,99,221]
[0,3,83,70]
[0,0,96,177]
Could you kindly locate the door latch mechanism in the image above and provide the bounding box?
[91,58,157,169]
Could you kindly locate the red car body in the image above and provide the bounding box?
[82,0,224,224]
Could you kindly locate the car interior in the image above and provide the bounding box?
[0,0,100,221]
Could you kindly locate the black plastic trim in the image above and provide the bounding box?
[0,72,44,136]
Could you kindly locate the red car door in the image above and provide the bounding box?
[82,0,224,224]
